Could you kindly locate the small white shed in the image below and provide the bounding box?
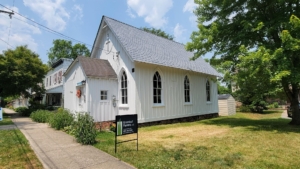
[218,94,236,116]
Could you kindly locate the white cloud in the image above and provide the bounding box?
[126,7,136,18]
[183,0,197,13]
[23,0,70,31]
[0,6,40,53]
[72,4,83,21]
[127,0,173,28]
[183,0,198,25]
[173,23,186,43]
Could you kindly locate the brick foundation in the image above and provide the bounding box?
[138,113,219,127]
[94,121,115,131]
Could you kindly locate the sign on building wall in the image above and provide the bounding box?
[0,107,3,121]
[115,114,138,153]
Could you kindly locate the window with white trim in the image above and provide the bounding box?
[100,91,108,100]
[206,80,211,102]
[121,71,128,104]
[46,78,48,87]
[184,76,190,102]
[153,71,162,104]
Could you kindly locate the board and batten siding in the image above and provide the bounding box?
[218,96,236,116]
[93,27,136,117]
[87,78,118,122]
[64,61,88,113]
[135,62,219,123]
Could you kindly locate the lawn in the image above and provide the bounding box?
[0,113,14,126]
[0,129,43,168]
[94,111,300,169]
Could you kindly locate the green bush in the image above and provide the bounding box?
[30,110,52,123]
[239,105,251,112]
[15,107,28,113]
[48,109,74,130]
[72,112,97,145]
[15,107,32,117]
[267,102,279,109]
[273,102,279,108]
[63,125,76,136]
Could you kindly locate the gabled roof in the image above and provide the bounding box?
[65,56,117,79]
[218,94,233,100]
[51,58,73,68]
[94,16,220,77]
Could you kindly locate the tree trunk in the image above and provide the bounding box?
[289,84,300,125]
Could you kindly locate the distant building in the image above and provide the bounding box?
[43,58,73,107]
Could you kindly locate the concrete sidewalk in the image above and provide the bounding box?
[12,117,135,169]
[281,109,291,119]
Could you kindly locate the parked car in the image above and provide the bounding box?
[287,103,300,117]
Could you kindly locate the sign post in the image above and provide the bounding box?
[115,114,138,153]
[0,107,2,121]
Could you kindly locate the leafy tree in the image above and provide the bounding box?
[48,39,90,65]
[141,27,174,40]
[234,46,277,112]
[186,1,300,124]
[0,46,48,98]
[217,82,231,94]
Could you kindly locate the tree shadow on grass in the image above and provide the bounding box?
[201,117,300,133]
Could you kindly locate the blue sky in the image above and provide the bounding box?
[0,0,200,63]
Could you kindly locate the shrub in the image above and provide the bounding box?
[30,110,52,123]
[273,102,279,108]
[15,107,32,117]
[73,112,97,145]
[15,107,28,113]
[110,123,116,132]
[48,109,74,130]
[63,125,76,136]
[239,105,251,112]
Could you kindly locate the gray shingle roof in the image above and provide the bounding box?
[218,94,232,100]
[103,16,220,77]
[78,56,117,79]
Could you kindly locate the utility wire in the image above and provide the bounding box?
[0,37,13,48]
[7,0,14,49]
[0,4,116,54]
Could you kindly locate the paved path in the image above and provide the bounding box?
[281,109,291,119]
[1,108,134,169]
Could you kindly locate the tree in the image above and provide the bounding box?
[141,27,174,40]
[48,39,90,65]
[0,46,48,98]
[186,1,300,124]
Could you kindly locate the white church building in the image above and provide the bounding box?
[63,16,220,124]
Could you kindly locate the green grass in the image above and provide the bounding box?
[0,129,43,168]
[0,113,14,126]
[94,111,300,169]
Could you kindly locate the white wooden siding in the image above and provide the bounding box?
[87,78,118,122]
[64,61,88,113]
[135,62,219,123]
[93,27,136,116]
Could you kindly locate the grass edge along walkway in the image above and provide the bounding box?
[0,129,43,168]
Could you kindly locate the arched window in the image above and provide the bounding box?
[206,80,210,102]
[121,71,128,104]
[153,71,162,104]
[184,76,190,102]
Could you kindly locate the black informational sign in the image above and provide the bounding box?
[115,114,138,153]
[116,114,137,136]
